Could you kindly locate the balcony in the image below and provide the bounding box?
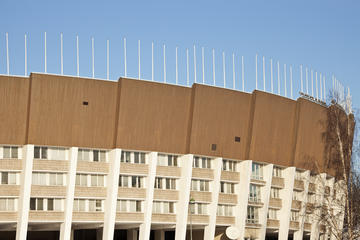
[31,185,66,197]
[220,171,240,182]
[216,216,235,225]
[119,162,148,175]
[33,159,69,172]
[153,189,179,201]
[291,200,302,211]
[248,197,263,207]
[293,180,304,191]
[308,183,316,193]
[306,203,315,213]
[0,185,20,196]
[118,187,146,199]
[189,214,209,224]
[250,175,266,185]
[0,212,17,222]
[246,219,261,228]
[271,177,285,188]
[268,198,282,209]
[266,219,279,229]
[77,161,109,173]
[156,166,181,177]
[190,191,212,203]
[72,212,104,221]
[152,213,176,223]
[115,212,143,222]
[289,221,299,230]
[0,159,22,171]
[192,168,214,180]
[218,193,237,205]
[29,211,64,222]
[74,186,107,198]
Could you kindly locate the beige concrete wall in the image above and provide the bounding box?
[117,187,146,199]
[220,171,240,182]
[190,191,212,203]
[216,216,235,225]
[0,185,20,196]
[0,212,17,221]
[271,177,285,188]
[294,180,304,190]
[28,211,64,221]
[119,163,148,175]
[31,185,66,197]
[218,193,237,205]
[115,212,144,222]
[289,221,300,230]
[190,214,209,224]
[74,186,107,198]
[151,213,176,223]
[192,168,214,179]
[153,189,179,201]
[268,198,282,209]
[0,159,22,171]
[156,166,181,177]
[33,160,69,172]
[77,161,109,173]
[72,212,104,221]
[291,200,302,210]
[267,219,280,228]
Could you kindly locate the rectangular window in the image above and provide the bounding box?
[34,146,48,159]
[272,167,282,177]
[270,188,280,198]
[251,163,263,180]
[0,198,16,211]
[217,205,234,216]
[49,147,66,160]
[191,179,210,192]
[76,174,88,187]
[2,146,18,159]
[47,198,54,211]
[91,174,105,187]
[249,184,261,202]
[220,182,235,194]
[247,206,258,223]
[267,209,278,219]
[291,211,299,221]
[222,159,237,172]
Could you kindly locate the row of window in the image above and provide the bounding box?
[247,206,259,223]
[157,154,178,167]
[34,147,67,160]
[119,175,144,188]
[0,146,19,159]
[117,200,142,213]
[76,174,105,187]
[121,151,146,164]
[152,201,175,214]
[191,179,210,192]
[189,203,207,215]
[193,156,212,169]
[0,198,17,211]
[270,188,280,198]
[222,159,237,172]
[1,172,18,185]
[30,198,63,211]
[217,204,234,216]
[78,149,106,162]
[220,182,235,194]
[267,209,278,219]
[154,177,176,190]
[32,172,65,186]
[249,184,261,202]
[73,199,104,212]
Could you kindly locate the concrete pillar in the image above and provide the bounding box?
[175,154,193,240]
[155,230,165,240]
[139,152,157,240]
[258,164,273,240]
[204,157,222,240]
[278,167,296,240]
[294,170,310,240]
[103,149,122,240]
[236,160,252,240]
[310,173,326,240]
[16,145,34,240]
[60,147,78,240]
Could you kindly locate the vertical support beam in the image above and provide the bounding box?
[236,160,252,240]
[103,149,122,240]
[278,167,296,240]
[294,170,310,240]
[203,158,222,240]
[16,145,34,240]
[258,164,273,240]
[175,154,193,240]
[60,147,78,240]
[139,152,157,240]
[310,173,326,240]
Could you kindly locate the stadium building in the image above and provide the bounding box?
[0,73,350,240]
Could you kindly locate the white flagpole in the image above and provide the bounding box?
[300,65,303,93]
[311,70,314,97]
[242,56,244,91]
[138,40,141,79]
[315,71,318,100]
[320,73,322,101]
[277,61,280,95]
[107,40,109,80]
[6,33,9,75]
[202,47,205,84]
[163,44,166,83]
[290,65,293,99]
[152,42,154,81]
[61,33,64,75]
[24,34,27,76]
[263,56,265,91]
[255,54,258,90]
[45,32,47,73]
[306,67,308,94]
[176,46,178,85]
[92,37,94,78]
[76,35,79,77]
[270,58,273,93]
[323,76,326,102]
[212,49,215,86]
[193,45,197,83]
[222,51,226,87]
[284,64,287,97]
[186,48,189,86]
[124,38,127,77]
[232,53,235,89]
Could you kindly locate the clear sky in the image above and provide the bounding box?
[1,0,359,108]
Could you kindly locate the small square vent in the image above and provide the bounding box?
[211,144,217,151]
[83,101,89,106]
[235,136,241,142]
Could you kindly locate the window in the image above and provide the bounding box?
[189,202,207,215]
[117,200,142,212]
[33,172,65,186]
[89,199,103,212]
[267,209,278,219]
[73,199,103,212]
[222,160,237,172]
[251,163,263,180]
[272,167,282,177]
[220,182,235,194]
[119,175,144,188]
[154,177,176,190]
[217,205,234,216]
[32,172,47,185]
[247,206,258,224]
[78,149,106,162]
[157,154,178,167]
[91,174,105,187]
[34,147,48,159]
[2,146,18,159]
[120,151,131,163]
[120,151,146,164]
[49,173,64,186]
[295,171,302,180]
[134,152,146,164]
[249,184,261,202]
[308,193,315,203]
[93,150,106,162]
[193,156,211,169]
[0,198,17,211]
[153,201,175,214]
[76,174,88,187]
[49,147,66,160]
[0,172,18,185]
[291,211,299,221]
[46,198,63,211]
[73,199,86,212]
[293,190,301,200]
[270,188,280,198]
[191,179,210,192]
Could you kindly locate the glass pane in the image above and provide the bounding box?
[134,152,139,163]
[57,174,63,185]
[54,199,62,211]
[41,147,48,159]
[93,150,99,162]
[132,176,137,187]
[140,153,145,164]
[100,151,106,162]
[50,174,57,185]
[120,200,127,212]
[89,200,95,211]
[75,174,80,186]
[37,198,44,210]
[3,147,10,159]
[125,152,130,163]
[98,175,104,187]
[91,175,97,187]
[2,172,8,184]
[0,199,7,211]
[7,199,15,211]
[83,150,90,161]
[136,201,141,212]
[81,175,87,186]
[79,200,86,211]
[47,199,54,211]
[9,173,16,184]
[11,147,18,159]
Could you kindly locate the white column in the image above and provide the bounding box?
[310,173,326,240]
[278,167,296,240]
[294,170,310,240]
[139,152,158,240]
[204,158,222,240]
[16,145,34,240]
[236,160,252,240]
[103,149,122,240]
[258,164,273,240]
[175,154,193,240]
[60,147,78,240]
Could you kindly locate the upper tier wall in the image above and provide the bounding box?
[0,73,345,175]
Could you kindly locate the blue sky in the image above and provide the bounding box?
[1,0,359,107]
